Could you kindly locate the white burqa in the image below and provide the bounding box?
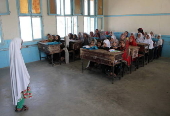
[9,38,30,105]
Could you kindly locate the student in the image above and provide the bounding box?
[136,33,144,43]
[89,40,96,47]
[150,31,155,38]
[138,28,144,35]
[68,33,73,40]
[100,31,107,40]
[73,34,78,40]
[143,34,154,61]
[110,35,119,45]
[130,32,136,38]
[90,32,94,37]
[78,32,83,40]
[52,35,61,42]
[47,34,53,42]
[102,39,111,50]
[124,31,129,40]
[157,34,163,57]
[9,38,32,112]
[129,35,137,46]
[110,41,118,49]
[82,33,91,46]
[118,40,131,66]
[97,41,103,49]
[94,29,100,38]
[144,32,148,39]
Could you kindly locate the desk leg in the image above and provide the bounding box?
[51,54,54,66]
[81,59,84,73]
[39,51,41,61]
[112,66,115,84]
[59,52,61,65]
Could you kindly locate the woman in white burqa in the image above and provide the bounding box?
[9,38,32,112]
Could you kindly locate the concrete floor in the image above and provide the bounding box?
[0,58,170,116]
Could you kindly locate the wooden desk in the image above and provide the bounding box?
[69,40,82,50]
[80,49,124,83]
[129,46,140,59]
[38,42,61,66]
[137,43,150,64]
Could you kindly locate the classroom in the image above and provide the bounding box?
[0,0,170,116]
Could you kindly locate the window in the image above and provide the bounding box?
[90,0,95,15]
[57,16,77,37]
[74,0,82,15]
[84,0,88,15]
[97,0,103,15]
[65,0,71,15]
[0,0,10,15]
[97,17,103,30]
[84,17,95,34]
[48,0,71,15]
[17,0,43,41]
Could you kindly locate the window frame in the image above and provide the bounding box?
[84,16,96,34]
[0,0,10,15]
[48,0,73,16]
[56,16,78,38]
[73,0,83,16]
[96,0,103,16]
[17,0,44,42]
[96,17,103,30]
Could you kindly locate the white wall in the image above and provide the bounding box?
[104,0,170,35]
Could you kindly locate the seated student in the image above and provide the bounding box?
[90,32,94,37]
[102,39,111,50]
[110,35,119,45]
[78,32,83,40]
[120,33,129,46]
[89,40,96,47]
[157,34,163,57]
[136,33,144,43]
[118,40,131,66]
[97,41,103,49]
[110,41,118,49]
[138,28,144,36]
[124,31,129,40]
[110,31,117,39]
[130,32,136,38]
[47,34,53,42]
[52,35,61,42]
[129,35,137,46]
[143,34,154,61]
[144,32,148,39]
[150,31,155,38]
[68,33,73,40]
[73,34,78,40]
[100,31,107,40]
[82,33,91,46]
[94,29,100,38]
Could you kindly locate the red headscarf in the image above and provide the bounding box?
[105,31,109,35]
[119,41,131,66]
[129,36,137,46]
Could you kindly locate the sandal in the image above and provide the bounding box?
[15,105,29,112]
[23,105,29,111]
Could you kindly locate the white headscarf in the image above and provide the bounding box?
[103,39,111,48]
[136,33,144,43]
[9,38,30,105]
[143,34,154,49]
[157,34,163,46]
